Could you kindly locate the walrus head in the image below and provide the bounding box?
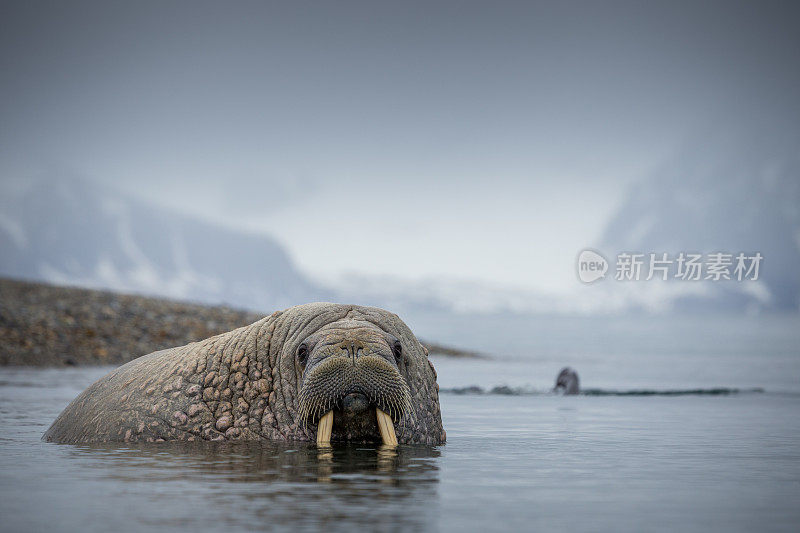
[296,320,413,445]
[269,303,444,446]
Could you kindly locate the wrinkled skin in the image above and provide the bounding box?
[554,366,580,395]
[44,303,446,445]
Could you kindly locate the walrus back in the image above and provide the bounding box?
[44,344,201,443]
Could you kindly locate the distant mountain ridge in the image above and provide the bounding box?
[600,126,800,312]
[0,175,327,311]
[1,147,798,316]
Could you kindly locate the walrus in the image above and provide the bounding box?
[554,367,580,395]
[44,303,446,446]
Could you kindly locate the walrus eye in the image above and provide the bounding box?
[392,341,402,361]
[297,343,309,365]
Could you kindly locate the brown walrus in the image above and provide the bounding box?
[44,303,445,446]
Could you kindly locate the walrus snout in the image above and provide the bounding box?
[298,354,411,423]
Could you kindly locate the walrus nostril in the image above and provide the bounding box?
[342,392,369,414]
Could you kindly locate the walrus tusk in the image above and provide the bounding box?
[317,410,333,446]
[376,407,398,446]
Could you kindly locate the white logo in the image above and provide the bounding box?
[577,250,762,283]
[577,249,608,283]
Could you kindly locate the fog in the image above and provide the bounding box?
[1,0,798,310]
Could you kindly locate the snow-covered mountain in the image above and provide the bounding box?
[600,125,800,312]
[0,175,328,311]
[341,125,800,315]
[2,131,798,318]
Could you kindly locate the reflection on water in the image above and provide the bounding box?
[62,441,440,530]
[71,440,438,485]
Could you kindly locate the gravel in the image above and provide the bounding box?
[0,277,482,366]
[0,278,263,366]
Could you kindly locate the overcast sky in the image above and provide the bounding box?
[2,1,798,291]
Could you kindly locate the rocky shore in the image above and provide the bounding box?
[0,277,481,366]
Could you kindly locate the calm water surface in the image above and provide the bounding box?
[1,315,799,532]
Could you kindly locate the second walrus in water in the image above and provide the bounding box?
[554,367,580,395]
[44,303,445,446]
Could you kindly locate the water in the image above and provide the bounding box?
[1,315,799,532]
